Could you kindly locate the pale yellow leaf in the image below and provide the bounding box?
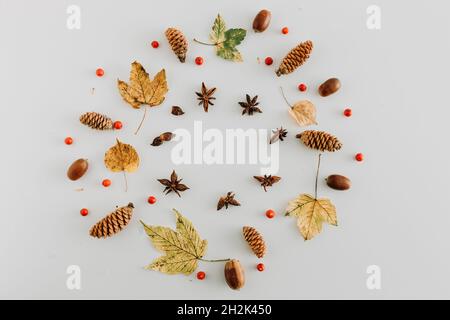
[141,209,208,275]
[289,100,317,127]
[146,253,198,275]
[174,209,207,258]
[285,194,337,240]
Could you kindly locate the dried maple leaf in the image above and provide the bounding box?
[217,192,241,211]
[196,82,216,112]
[157,170,189,197]
[239,94,262,116]
[285,194,337,240]
[141,209,230,275]
[104,139,139,191]
[117,61,168,134]
[253,175,281,192]
[141,209,208,275]
[285,154,338,240]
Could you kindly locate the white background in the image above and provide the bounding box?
[1,0,450,299]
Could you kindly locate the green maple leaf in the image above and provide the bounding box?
[208,14,246,62]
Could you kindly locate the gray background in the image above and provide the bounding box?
[1,0,449,299]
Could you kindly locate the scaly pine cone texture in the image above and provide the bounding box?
[80,112,113,130]
[296,130,342,152]
[276,40,313,76]
[90,203,134,238]
[242,226,266,258]
[165,28,188,63]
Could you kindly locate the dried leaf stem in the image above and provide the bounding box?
[134,106,148,135]
[199,258,231,263]
[280,87,292,108]
[315,154,322,199]
[193,38,223,46]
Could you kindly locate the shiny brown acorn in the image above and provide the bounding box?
[224,259,245,290]
[67,158,88,181]
[318,78,341,97]
[326,174,351,190]
[252,9,271,32]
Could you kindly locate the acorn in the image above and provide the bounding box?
[253,9,271,32]
[224,259,245,290]
[326,174,351,190]
[67,158,88,181]
[318,78,341,97]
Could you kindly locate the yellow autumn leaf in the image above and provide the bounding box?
[285,194,337,240]
[117,61,168,134]
[104,139,139,191]
[288,100,317,127]
[141,209,208,275]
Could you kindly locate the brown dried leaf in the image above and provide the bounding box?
[289,100,317,127]
[117,61,168,134]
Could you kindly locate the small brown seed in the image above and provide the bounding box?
[67,159,88,181]
[151,132,174,146]
[151,137,163,146]
[171,106,185,116]
[326,174,351,190]
[160,132,173,142]
[318,78,341,97]
[224,259,245,290]
[252,9,271,33]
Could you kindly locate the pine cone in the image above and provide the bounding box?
[242,226,266,258]
[90,203,134,238]
[276,40,313,76]
[165,28,188,63]
[296,130,342,152]
[80,112,113,130]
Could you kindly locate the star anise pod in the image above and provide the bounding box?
[217,192,241,211]
[253,175,281,192]
[196,82,216,112]
[157,170,189,197]
[239,94,262,116]
[270,127,288,144]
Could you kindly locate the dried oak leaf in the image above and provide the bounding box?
[104,139,139,191]
[285,194,337,240]
[140,209,208,275]
[117,61,168,134]
[289,100,317,126]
